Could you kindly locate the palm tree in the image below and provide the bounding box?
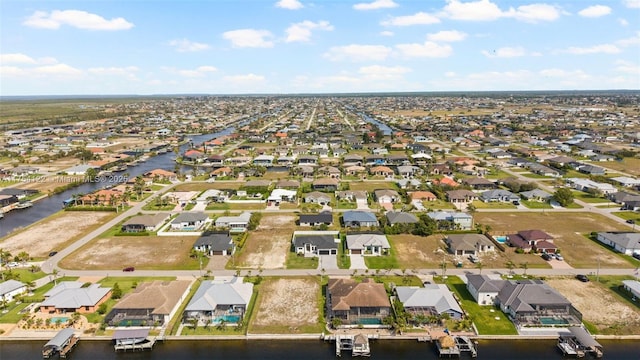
[505,261,515,276]
[476,261,484,274]
[51,269,59,285]
[520,262,529,277]
[0,249,12,270]
[17,251,29,266]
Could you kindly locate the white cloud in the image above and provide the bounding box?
[0,66,27,77]
[168,39,210,52]
[223,73,266,83]
[88,66,139,75]
[564,44,621,54]
[23,10,133,30]
[223,29,274,48]
[441,0,560,23]
[285,20,333,43]
[617,31,640,47]
[323,44,392,62]
[614,60,640,75]
[275,0,304,10]
[0,53,37,64]
[426,30,467,42]
[358,65,411,80]
[618,18,629,26]
[578,5,611,18]
[381,12,440,26]
[481,46,526,58]
[380,31,394,36]
[623,0,640,9]
[34,63,82,76]
[441,0,503,21]
[353,0,398,11]
[395,41,453,58]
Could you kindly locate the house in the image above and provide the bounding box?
[318,166,341,178]
[622,280,640,299]
[463,178,496,190]
[304,191,331,205]
[292,231,340,256]
[466,274,507,305]
[253,154,274,166]
[344,165,366,177]
[507,229,557,253]
[183,278,253,326]
[480,189,520,203]
[214,212,252,232]
[369,166,394,177]
[40,281,111,314]
[326,278,391,327]
[267,188,297,207]
[343,211,379,228]
[374,189,401,204]
[519,189,553,202]
[346,232,390,255]
[596,232,640,256]
[193,232,234,256]
[567,178,617,195]
[170,212,210,231]
[0,280,27,302]
[145,169,178,182]
[427,211,473,230]
[121,213,170,233]
[313,178,339,192]
[395,284,464,320]
[446,190,478,205]
[611,176,640,188]
[275,180,300,189]
[211,167,233,178]
[299,212,333,226]
[409,191,437,202]
[445,234,495,256]
[386,212,418,225]
[106,280,191,326]
[335,190,368,202]
[396,179,422,189]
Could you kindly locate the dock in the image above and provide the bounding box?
[434,334,478,358]
[324,333,375,357]
[113,328,157,352]
[42,328,79,359]
[557,327,603,358]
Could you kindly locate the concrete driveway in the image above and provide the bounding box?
[349,254,367,270]
[319,255,338,270]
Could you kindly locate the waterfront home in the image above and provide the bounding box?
[0,280,27,302]
[427,211,473,230]
[40,281,111,314]
[214,212,252,232]
[183,278,253,326]
[386,212,419,225]
[466,274,506,305]
[292,231,340,256]
[395,284,464,321]
[0,188,39,200]
[445,234,495,257]
[326,278,391,327]
[106,280,191,327]
[170,212,210,231]
[346,232,390,255]
[193,231,234,256]
[144,169,178,182]
[507,229,557,254]
[596,232,640,256]
[120,213,170,233]
[299,212,333,226]
[342,211,379,228]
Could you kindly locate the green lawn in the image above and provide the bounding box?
[286,253,318,269]
[471,201,516,209]
[436,276,518,335]
[1,269,47,284]
[521,200,552,209]
[571,190,610,203]
[364,248,400,269]
[612,211,640,223]
[0,277,78,324]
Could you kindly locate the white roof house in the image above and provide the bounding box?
[0,280,27,302]
[346,233,390,256]
[395,284,464,319]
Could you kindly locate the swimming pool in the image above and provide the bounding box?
[357,318,382,325]
[50,317,69,324]
[212,315,241,323]
[539,317,569,325]
[494,236,507,244]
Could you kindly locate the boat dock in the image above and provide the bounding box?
[113,328,157,352]
[42,328,79,359]
[323,333,376,357]
[433,334,478,358]
[557,327,603,358]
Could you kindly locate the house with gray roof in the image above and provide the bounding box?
[386,212,418,225]
[0,280,26,302]
[466,274,507,305]
[519,189,553,202]
[183,278,253,326]
[194,232,234,256]
[395,284,464,320]
[303,191,331,205]
[170,212,210,230]
[40,281,111,314]
[346,232,390,255]
[427,211,473,230]
[343,211,379,228]
[292,231,340,256]
[299,212,333,227]
[214,212,252,232]
[446,234,495,257]
[596,232,640,256]
[480,189,520,203]
[121,213,170,233]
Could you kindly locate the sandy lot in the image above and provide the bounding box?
[59,235,200,270]
[546,277,640,334]
[0,212,113,257]
[251,278,320,332]
[237,214,295,269]
[393,234,446,268]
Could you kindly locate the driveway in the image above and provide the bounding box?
[356,199,369,210]
[349,254,367,270]
[318,255,338,270]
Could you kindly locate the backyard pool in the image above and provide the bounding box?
[539,317,569,325]
[494,236,507,244]
[212,315,241,323]
[50,317,69,324]
[357,318,382,325]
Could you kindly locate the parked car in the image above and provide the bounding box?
[542,253,552,261]
[555,254,564,261]
[633,253,640,260]
[6,262,19,268]
[123,266,135,272]
[48,251,58,257]
[627,219,636,224]
[575,274,589,282]
[468,255,480,263]
[512,200,520,205]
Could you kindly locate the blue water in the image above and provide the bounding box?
[357,318,382,325]
[212,315,241,323]
[50,317,69,324]
[495,236,507,243]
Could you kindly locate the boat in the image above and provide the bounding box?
[14,201,33,209]
[0,213,4,219]
[112,164,128,172]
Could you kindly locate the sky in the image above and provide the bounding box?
[1,0,639,95]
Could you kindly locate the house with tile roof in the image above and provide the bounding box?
[326,278,391,327]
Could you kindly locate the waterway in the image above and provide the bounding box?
[0,123,244,238]
[0,339,638,359]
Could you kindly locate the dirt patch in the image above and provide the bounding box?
[251,278,320,332]
[59,235,200,270]
[0,212,113,257]
[393,234,446,268]
[546,278,640,334]
[475,212,631,268]
[236,214,295,269]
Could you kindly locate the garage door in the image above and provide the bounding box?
[351,249,362,254]
[319,250,331,255]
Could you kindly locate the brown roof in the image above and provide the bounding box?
[328,278,390,311]
[113,280,190,315]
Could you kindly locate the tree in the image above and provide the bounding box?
[505,261,515,276]
[520,262,529,277]
[17,251,30,266]
[111,283,123,299]
[476,262,484,274]
[553,188,574,207]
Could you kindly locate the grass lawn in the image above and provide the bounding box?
[597,157,640,177]
[337,239,351,269]
[0,269,47,284]
[349,181,397,192]
[142,203,176,211]
[392,234,447,269]
[612,211,640,223]
[435,276,518,335]
[471,201,516,209]
[0,277,78,324]
[520,173,554,179]
[364,245,400,269]
[571,190,610,203]
[420,200,456,211]
[475,212,632,268]
[521,200,552,209]
[286,253,318,269]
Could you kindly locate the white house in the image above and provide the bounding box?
[465,274,505,305]
[0,280,27,302]
[596,232,640,256]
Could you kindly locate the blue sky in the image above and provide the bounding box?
[1,0,639,95]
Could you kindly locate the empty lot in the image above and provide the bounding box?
[235,214,295,269]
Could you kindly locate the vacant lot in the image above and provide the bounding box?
[235,214,295,269]
[59,235,201,270]
[249,277,321,333]
[348,181,397,192]
[475,212,631,268]
[173,182,241,192]
[392,234,446,268]
[546,277,640,335]
[0,211,113,258]
[595,157,640,177]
